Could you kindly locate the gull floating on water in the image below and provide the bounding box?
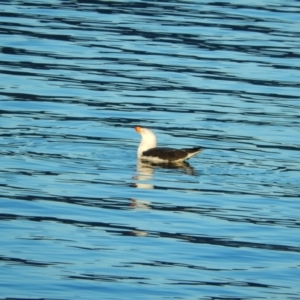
[135,126,202,163]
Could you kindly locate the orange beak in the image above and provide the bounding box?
[135,126,142,133]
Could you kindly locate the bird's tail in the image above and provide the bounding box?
[183,147,202,153]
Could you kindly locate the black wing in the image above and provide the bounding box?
[142,147,201,161]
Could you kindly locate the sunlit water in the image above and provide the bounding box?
[1,1,300,299]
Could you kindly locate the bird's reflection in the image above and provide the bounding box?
[134,161,155,181]
[130,198,151,210]
[137,160,197,176]
[131,160,197,190]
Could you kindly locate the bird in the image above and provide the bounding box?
[135,126,202,163]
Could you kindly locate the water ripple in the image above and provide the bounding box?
[1,0,300,299]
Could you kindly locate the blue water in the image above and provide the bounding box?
[1,1,300,299]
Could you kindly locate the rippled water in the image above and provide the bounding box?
[1,1,300,299]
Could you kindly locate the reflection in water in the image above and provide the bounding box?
[138,160,197,179]
[130,199,151,210]
[128,231,148,237]
[132,160,198,189]
[134,160,155,181]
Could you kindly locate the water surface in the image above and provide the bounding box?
[1,0,300,299]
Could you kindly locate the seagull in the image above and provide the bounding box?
[135,126,202,163]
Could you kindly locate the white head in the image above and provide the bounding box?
[135,126,157,157]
